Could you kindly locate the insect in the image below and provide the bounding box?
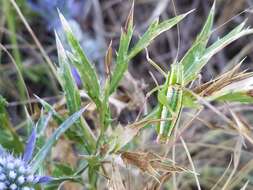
[156,63,184,143]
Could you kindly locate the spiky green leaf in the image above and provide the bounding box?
[59,12,101,106]
[110,6,134,94]
[128,11,192,60]
[30,107,86,172]
[181,3,215,84]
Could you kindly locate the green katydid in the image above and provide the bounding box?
[156,62,184,143]
[146,50,185,144]
[148,2,216,143]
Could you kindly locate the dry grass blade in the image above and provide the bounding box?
[230,109,253,145]
[228,159,253,189]
[180,137,201,190]
[9,0,58,80]
[210,157,233,190]
[143,172,172,190]
[108,163,126,190]
[221,137,242,190]
[240,181,249,190]
[0,43,31,112]
[190,91,233,125]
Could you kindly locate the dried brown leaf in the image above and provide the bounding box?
[195,61,251,96]
[105,40,113,77]
[120,151,190,181]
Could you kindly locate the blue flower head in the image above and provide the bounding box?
[0,129,52,189]
[27,0,87,29]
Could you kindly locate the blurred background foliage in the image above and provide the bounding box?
[1,0,253,124]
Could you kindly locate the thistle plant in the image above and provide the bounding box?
[2,1,253,189]
[0,98,86,189]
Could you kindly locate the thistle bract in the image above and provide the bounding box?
[0,154,38,189]
[0,129,51,190]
